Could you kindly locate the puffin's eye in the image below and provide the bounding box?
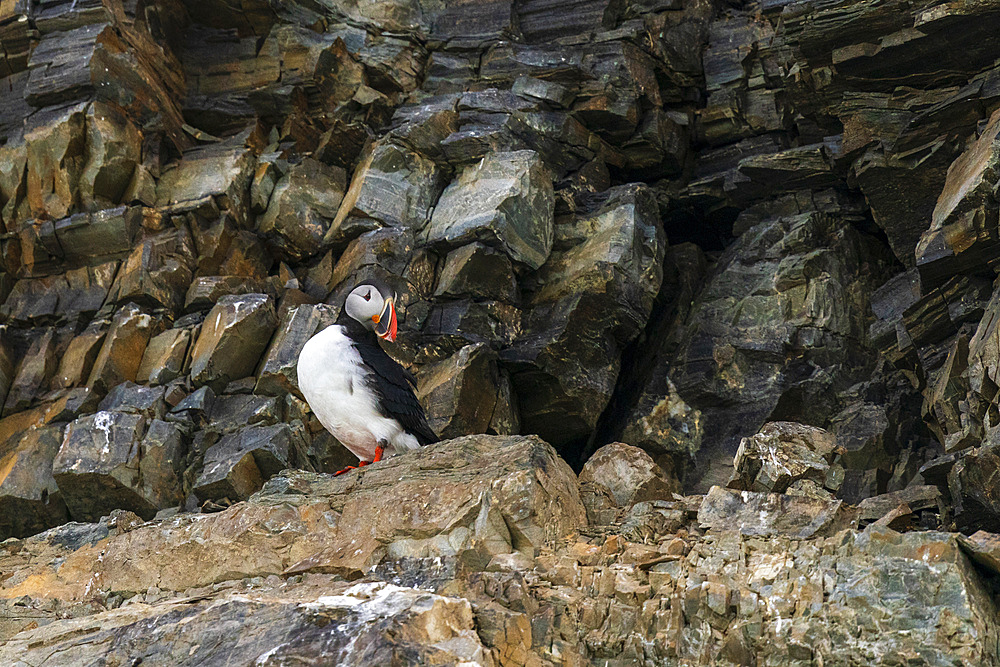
[363,291,371,301]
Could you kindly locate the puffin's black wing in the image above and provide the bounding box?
[352,337,439,445]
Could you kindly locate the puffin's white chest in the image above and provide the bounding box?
[296,325,418,461]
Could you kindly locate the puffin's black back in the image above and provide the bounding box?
[337,311,439,446]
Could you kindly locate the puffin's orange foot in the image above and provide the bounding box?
[334,446,386,476]
[333,460,371,476]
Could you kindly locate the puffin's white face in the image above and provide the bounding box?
[344,284,398,342]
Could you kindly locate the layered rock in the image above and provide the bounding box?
[0,579,492,667]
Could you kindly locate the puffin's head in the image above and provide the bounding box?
[344,282,398,342]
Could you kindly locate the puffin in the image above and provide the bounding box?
[296,281,438,475]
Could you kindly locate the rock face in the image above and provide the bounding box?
[634,209,883,488]
[193,423,310,502]
[503,184,665,450]
[7,0,1000,662]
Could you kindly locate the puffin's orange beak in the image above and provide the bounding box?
[373,297,397,342]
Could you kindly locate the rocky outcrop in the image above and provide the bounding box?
[2,435,583,598]
[627,206,887,489]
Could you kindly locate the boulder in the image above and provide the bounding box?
[853,138,958,269]
[0,425,70,540]
[388,96,460,157]
[169,385,215,428]
[620,375,704,470]
[24,4,187,139]
[857,485,942,524]
[51,411,156,521]
[423,299,523,353]
[257,157,347,260]
[0,136,28,228]
[136,420,186,511]
[698,486,855,538]
[728,421,837,494]
[936,280,1000,454]
[329,227,422,294]
[188,294,278,391]
[46,388,100,424]
[424,150,554,270]
[188,214,272,279]
[193,423,310,502]
[79,102,143,210]
[579,442,679,509]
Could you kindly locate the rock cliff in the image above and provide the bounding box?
[5,0,1000,662]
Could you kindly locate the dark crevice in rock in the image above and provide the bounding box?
[661,200,739,252]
